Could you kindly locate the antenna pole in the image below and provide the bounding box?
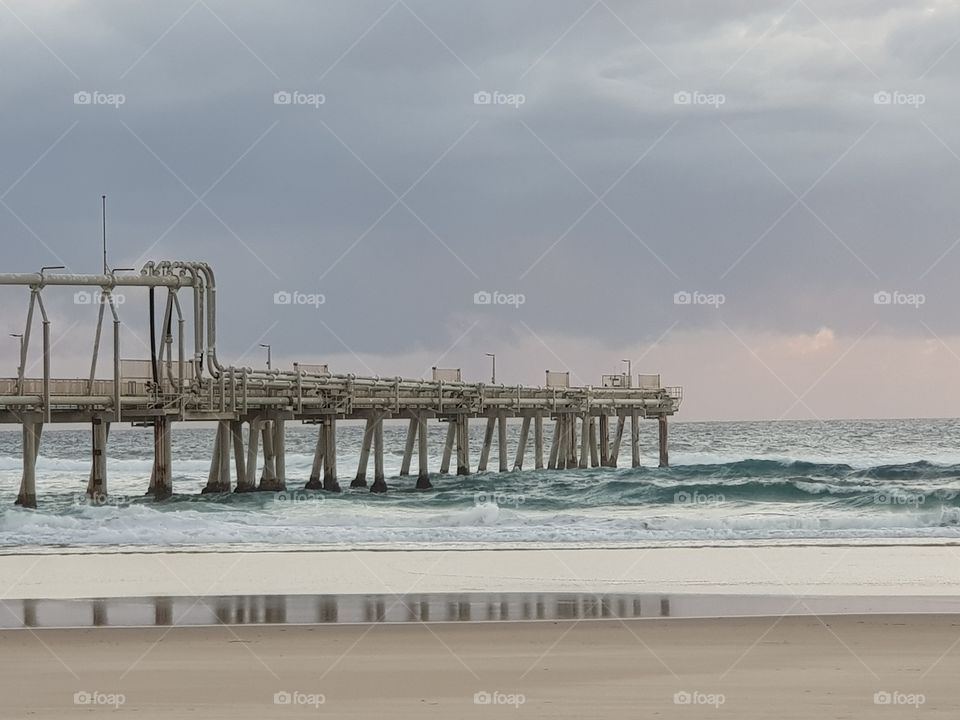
[101,195,107,274]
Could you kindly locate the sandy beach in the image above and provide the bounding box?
[0,615,954,718]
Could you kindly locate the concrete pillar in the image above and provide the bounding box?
[498,412,508,473]
[149,416,173,500]
[322,417,340,493]
[589,417,599,468]
[478,416,496,472]
[534,412,544,469]
[630,410,641,468]
[658,415,669,468]
[416,413,432,489]
[456,416,471,475]
[258,419,285,491]
[599,415,610,466]
[230,420,245,489]
[548,417,561,470]
[609,415,626,467]
[566,415,578,468]
[305,422,325,490]
[237,417,261,492]
[578,415,589,469]
[87,417,108,502]
[514,416,530,470]
[400,417,417,476]
[352,417,374,488]
[371,416,387,493]
[15,421,41,508]
[439,421,455,474]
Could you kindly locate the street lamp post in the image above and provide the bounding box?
[485,353,496,384]
[259,343,272,371]
[622,358,632,388]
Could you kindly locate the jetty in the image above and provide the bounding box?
[0,262,682,507]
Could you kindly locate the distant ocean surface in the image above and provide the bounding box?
[3,419,960,549]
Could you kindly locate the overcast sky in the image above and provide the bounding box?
[2,0,960,421]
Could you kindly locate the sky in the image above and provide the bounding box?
[2,0,960,421]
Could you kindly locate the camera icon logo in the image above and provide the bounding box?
[73,691,92,705]
[673,291,692,305]
[74,291,92,305]
[274,691,292,705]
[274,290,292,305]
[473,91,492,105]
[873,290,892,305]
[673,91,692,105]
[473,691,492,705]
[673,691,692,704]
[74,91,92,105]
[274,91,292,105]
[873,91,892,105]
[473,290,492,305]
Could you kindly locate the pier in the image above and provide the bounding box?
[0,262,681,507]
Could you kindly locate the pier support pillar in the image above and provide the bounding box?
[514,416,530,470]
[258,419,285,491]
[15,420,42,508]
[230,421,245,490]
[439,421,455,474]
[658,416,669,468]
[400,418,417,477]
[351,417,375,488]
[498,412,508,473]
[416,413,432,489]
[589,417,599,468]
[203,421,231,493]
[608,415,625,467]
[456,416,471,476]
[599,415,610,466]
[548,417,561,470]
[566,415,578,468]
[322,417,340,492]
[148,416,173,500]
[305,421,325,490]
[87,417,109,503]
[578,415,589,469]
[478,416,495,472]
[371,416,387,493]
[630,410,641,468]
[237,417,261,493]
[534,413,544,469]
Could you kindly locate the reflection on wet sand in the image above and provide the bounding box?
[8,592,959,629]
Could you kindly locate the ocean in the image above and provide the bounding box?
[2,418,960,549]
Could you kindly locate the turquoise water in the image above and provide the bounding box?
[2,419,960,548]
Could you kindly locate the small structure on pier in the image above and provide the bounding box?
[0,262,682,507]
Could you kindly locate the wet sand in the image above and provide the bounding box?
[1,615,958,718]
[3,544,960,599]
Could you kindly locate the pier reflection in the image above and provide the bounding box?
[4,591,677,629]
